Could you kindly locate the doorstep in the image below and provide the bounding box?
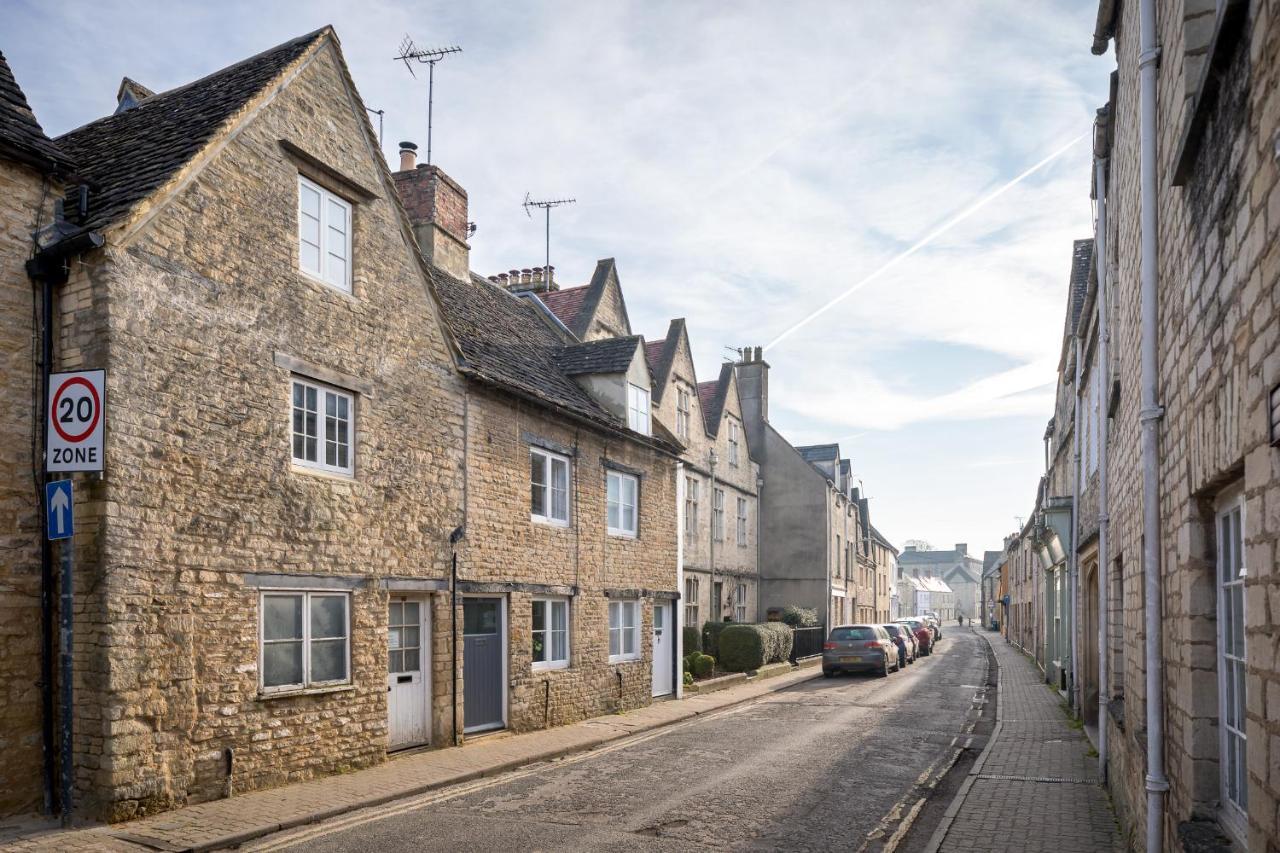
[2,666,820,853]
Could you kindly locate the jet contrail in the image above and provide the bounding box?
[764,132,1089,351]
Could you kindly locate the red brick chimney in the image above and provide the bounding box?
[392,141,470,280]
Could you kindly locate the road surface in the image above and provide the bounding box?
[243,630,989,852]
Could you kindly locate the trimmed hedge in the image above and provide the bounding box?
[702,621,730,658]
[718,623,794,672]
[780,606,819,628]
[682,625,702,655]
[692,654,715,677]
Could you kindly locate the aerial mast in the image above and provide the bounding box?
[394,36,462,166]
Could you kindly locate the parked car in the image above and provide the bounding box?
[822,624,899,678]
[921,614,942,640]
[882,623,915,667]
[895,618,933,656]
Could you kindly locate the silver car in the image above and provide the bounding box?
[822,624,899,678]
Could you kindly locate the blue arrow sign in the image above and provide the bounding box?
[46,480,73,541]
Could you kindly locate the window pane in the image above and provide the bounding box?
[403,601,418,626]
[623,476,636,506]
[389,649,403,673]
[551,482,568,521]
[264,641,303,687]
[623,624,635,655]
[531,454,546,516]
[551,627,567,662]
[609,603,619,629]
[551,601,567,632]
[609,628,620,657]
[404,648,420,672]
[607,473,619,504]
[310,638,347,682]
[608,501,620,530]
[622,504,635,532]
[311,596,347,640]
[389,626,402,650]
[533,600,546,632]
[402,626,419,650]
[326,253,347,288]
[264,595,303,641]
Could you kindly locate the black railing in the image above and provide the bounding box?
[790,626,825,663]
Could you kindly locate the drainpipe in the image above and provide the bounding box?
[1093,116,1111,781]
[1137,0,1169,847]
[675,461,684,699]
[708,451,717,620]
[1071,331,1082,713]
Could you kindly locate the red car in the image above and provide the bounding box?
[894,618,932,656]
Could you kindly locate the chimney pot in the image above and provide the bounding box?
[398,141,418,172]
[497,272,509,285]
[521,268,532,285]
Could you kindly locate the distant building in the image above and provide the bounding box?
[897,543,982,621]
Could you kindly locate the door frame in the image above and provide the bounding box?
[461,594,508,734]
[387,593,432,751]
[652,599,674,698]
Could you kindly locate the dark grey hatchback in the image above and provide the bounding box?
[822,624,899,678]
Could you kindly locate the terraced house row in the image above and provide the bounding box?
[0,27,896,822]
[991,2,1280,850]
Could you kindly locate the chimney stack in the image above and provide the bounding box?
[391,143,470,280]
[956,543,968,556]
[398,141,418,172]
[734,344,770,427]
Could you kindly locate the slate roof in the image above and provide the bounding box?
[1067,238,1094,333]
[796,444,839,464]
[696,361,734,435]
[644,339,665,375]
[54,29,324,231]
[556,336,640,376]
[540,286,590,332]
[0,50,74,174]
[428,269,675,452]
[870,525,897,552]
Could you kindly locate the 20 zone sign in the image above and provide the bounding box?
[47,370,105,472]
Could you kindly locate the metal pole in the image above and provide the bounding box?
[58,526,73,825]
[39,276,55,815]
[545,206,551,276]
[427,61,435,166]
[1093,147,1110,780]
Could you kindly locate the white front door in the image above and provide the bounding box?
[388,596,430,750]
[652,601,673,697]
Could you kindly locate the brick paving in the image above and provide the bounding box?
[927,630,1123,852]
[0,665,819,853]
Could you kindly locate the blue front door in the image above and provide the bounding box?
[463,598,504,732]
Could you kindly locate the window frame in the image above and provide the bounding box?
[607,599,641,663]
[607,470,639,538]
[530,447,572,527]
[728,419,740,466]
[712,488,725,542]
[734,583,747,623]
[627,383,651,436]
[684,577,699,628]
[684,476,699,542]
[259,590,351,694]
[736,496,748,546]
[532,597,571,671]
[291,377,355,476]
[297,175,353,293]
[676,387,691,440]
[1215,487,1248,841]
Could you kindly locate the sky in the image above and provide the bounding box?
[6,1,1113,557]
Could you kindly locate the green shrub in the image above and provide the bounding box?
[683,670,694,686]
[682,625,702,655]
[692,654,715,677]
[683,654,698,674]
[780,606,819,628]
[702,621,730,658]
[718,623,795,672]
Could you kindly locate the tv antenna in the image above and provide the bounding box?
[394,36,462,166]
[523,194,576,282]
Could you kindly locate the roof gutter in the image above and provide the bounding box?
[1092,0,1118,54]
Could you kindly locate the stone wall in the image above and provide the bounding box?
[459,385,678,730]
[1099,1,1280,849]
[63,40,466,820]
[0,158,56,817]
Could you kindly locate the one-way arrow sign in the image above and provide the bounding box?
[46,480,73,541]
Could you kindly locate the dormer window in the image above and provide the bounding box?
[628,384,650,435]
[298,176,352,293]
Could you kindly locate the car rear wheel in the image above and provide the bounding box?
[880,657,890,677]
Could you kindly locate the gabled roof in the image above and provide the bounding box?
[870,525,897,553]
[697,361,735,435]
[1067,239,1094,334]
[644,338,666,376]
[796,444,840,464]
[646,318,686,403]
[0,49,74,174]
[429,268,674,451]
[54,29,325,232]
[540,285,590,332]
[557,336,641,376]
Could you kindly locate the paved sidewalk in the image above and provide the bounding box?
[0,665,818,853]
[925,630,1122,852]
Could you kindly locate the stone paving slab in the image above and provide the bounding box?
[925,630,1121,853]
[0,665,819,853]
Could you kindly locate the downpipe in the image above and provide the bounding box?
[1138,0,1169,847]
[1071,332,1082,714]
[1093,137,1111,781]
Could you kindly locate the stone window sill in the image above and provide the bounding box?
[258,684,356,702]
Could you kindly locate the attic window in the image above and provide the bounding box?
[628,384,650,435]
[298,176,352,293]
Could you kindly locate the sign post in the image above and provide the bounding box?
[44,369,102,823]
[46,370,105,473]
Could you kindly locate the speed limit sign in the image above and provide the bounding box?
[47,370,105,472]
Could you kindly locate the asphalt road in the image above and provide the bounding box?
[248,630,988,853]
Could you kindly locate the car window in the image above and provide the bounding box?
[829,627,875,641]
[883,625,901,637]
